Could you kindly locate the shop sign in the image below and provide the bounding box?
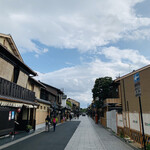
[8,111,11,120]
[0,101,23,107]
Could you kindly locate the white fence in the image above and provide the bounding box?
[106,110,150,136]
[107,110,117,133]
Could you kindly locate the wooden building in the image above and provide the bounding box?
[67,98,80,116]
[39,82,63,123]
[0,33,38,135]
[27,77,52,130]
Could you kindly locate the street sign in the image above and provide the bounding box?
[135,83,141,97]
[134,73,141,97]
[134,72,140,83]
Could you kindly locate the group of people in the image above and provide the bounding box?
[45,113,80,132]
[69,113,80,120]
[45,115,58,132]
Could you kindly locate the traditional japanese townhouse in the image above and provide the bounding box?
[40,82,63,123]
[67,98,80,116]
[0,33,37,136]
[61,95,71,120]
[115,64,150,145]
[27,77,52,130]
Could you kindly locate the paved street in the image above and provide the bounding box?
[65,116,134,150]
[1,116,135,150]
[2,121,80,150]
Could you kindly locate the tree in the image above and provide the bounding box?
[92,77,118,108]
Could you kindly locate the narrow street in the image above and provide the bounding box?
[2,121,80,150]
[1,116,135,150]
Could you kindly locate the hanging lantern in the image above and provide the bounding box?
[17,108,21,113]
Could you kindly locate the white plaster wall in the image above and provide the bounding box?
[117,114,124,128]
[117,112,150,136]
[129,112,140,132]
[143,113,150,135]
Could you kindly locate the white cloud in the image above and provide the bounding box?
[35,47,150,107]
[100,46,150,65]
[35,54,39,58]
[124,28,150,40]
[0,0,150,54]
[43,48,48,53]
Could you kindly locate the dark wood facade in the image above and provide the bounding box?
[0,77,35,102]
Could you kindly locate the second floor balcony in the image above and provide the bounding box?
[0,77,35,102]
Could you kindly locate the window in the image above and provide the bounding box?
[31,83,34,91]
[13,67,20,83]
[40,106,42,109]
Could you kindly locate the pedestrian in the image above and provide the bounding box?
[69,113,72,121]
[45,115,50,131]
[52,115,57,132]
[63,116,65,122]
[77,113,79,119]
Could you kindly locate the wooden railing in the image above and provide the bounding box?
[0,77,35,102]
[104,98,121,104]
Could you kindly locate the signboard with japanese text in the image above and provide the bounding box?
[134,73,141,97]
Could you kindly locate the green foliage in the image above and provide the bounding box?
[147,144,150,150]
[26,125,32,131]
[120,132,124,138]
[92,77,118,108]
[80,108,87,113]
[66,100,72,107]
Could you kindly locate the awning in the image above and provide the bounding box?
[23,104,37,108]
[36,98,51,105]
[0,95,39,107]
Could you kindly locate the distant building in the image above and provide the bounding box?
[67,98,80,115]
[61,94,67,108]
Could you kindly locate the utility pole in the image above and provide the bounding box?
[139,96,146,150]
[134,73,146,150]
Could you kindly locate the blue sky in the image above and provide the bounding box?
[1,0,150,108]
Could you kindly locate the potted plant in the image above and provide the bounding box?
[26,125,32,132]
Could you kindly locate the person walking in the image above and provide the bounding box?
[52,115,57,132]
[69,113,72,121]
[45,115,50,132]
[77,113,79,119]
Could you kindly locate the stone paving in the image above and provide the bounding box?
[65,116,135,150]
